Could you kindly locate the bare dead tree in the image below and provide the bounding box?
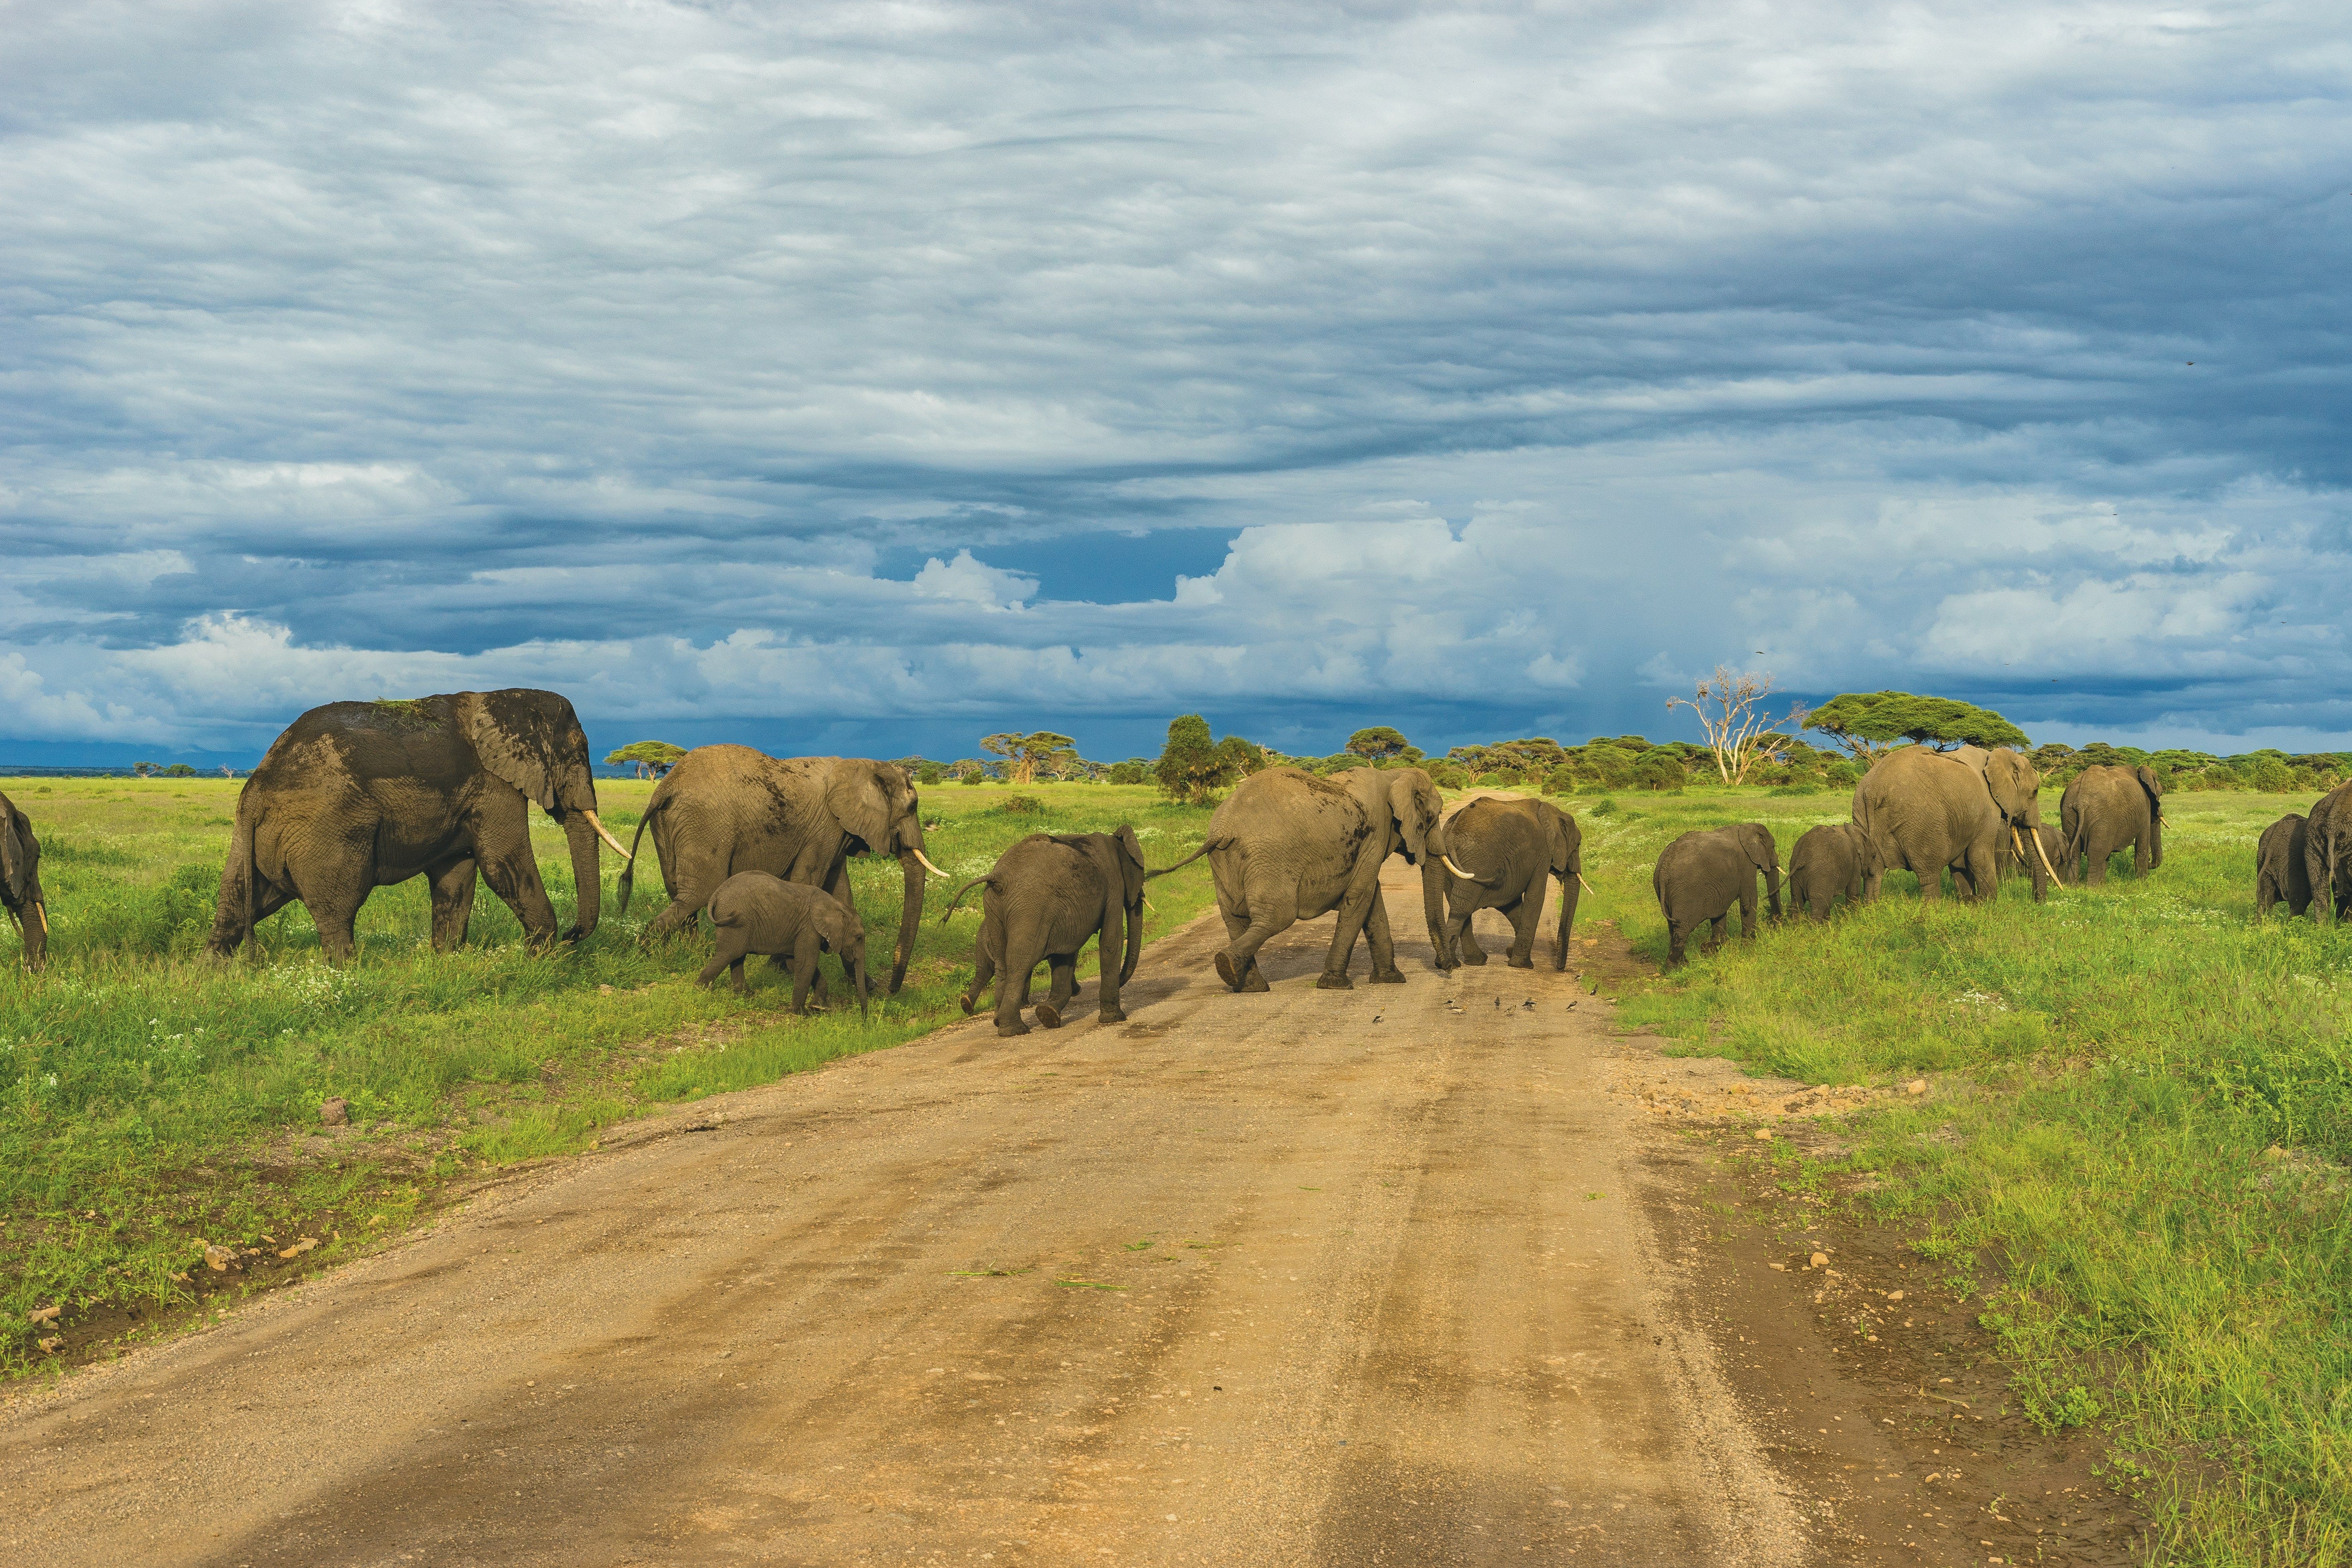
[1667,666,1802,785]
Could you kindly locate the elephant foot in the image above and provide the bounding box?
[1460,950,1488,966]
[996,1020,1031,1037]
[1098,1006,1127,1025]
[1242,967,1270,994]
[1215,951,1244,992]
[1370,969,1407,985]
[1507,956,1534,969]
[1315,972,1353,990]
[959,991,978,1015]
[1035,1002,1064,1029]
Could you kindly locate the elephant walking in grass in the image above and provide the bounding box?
[943,828,1145,1036]
[1853,747,2015,903]
[205,690,629,963]
[1956,746,2064,898]
[1436,796,1582,969]
[619,746,947,994]
[0,791,49,971]
[1653,824,1780,966]
[2060,764,2164,887]
[2303,783,2352,922]
[2257,813,2312,919]
[1147,766,1466,992]
[1787,822,1880,920]
[697,871,870,1015]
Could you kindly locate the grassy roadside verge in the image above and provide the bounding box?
[1,779,1219,1379]
[1569,784,2350,1564]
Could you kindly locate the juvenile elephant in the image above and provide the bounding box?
[1787,822,1880,920]
[1436,795,1581,969]
[1150,767,1463,993]
[942,827,1145,1036]
[205,689,629,962]
[619,746,947,993]
[2060,764,2164,886]
[1653,824,1780,966]
[2256,813,2311,919]
[1852,747,2004,903]
[2303,783,2352,923]
[0,791,49,971]
[697,871,870,1014]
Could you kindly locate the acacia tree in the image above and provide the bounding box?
[980,731,1080,785]
[1665,666,1801,785]
[606,740,688,779]
[1803,692,2028,758]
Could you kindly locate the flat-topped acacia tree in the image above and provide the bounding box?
[1804,692,2028,759]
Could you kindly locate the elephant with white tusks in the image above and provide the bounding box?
[1953,744,2061,900]
[1145,765,1461,992]
[618,746,946,994]
[1436,795,1582,970]
[1854,746,2020,903]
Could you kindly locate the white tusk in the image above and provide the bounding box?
[1576,874,1595,896]
[34,902,49,935]
[1441,854,1481,881]
[582,810,633,860]
[911,847,948,879]
[2032,829,2064,890]
[1143,896,1156,912]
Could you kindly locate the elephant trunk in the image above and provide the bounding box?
[891,850,924,994]
[855,951,871,1018]
[563,811,602,942]
[1120,894,1144,986]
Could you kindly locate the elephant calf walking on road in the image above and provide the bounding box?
[1437,796,1582,969]
[2258,812,2313,919]
[1653,824,1781,966]
[1787,823,1880,921]
[0,791,49,971]
[944,828,1145,1037]
[697,871,871,1015]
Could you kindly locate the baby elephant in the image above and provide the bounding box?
[697,871,870,1015]
[2257,813,2311,918]
[943,827,1146,1037]
[1653,823,1781,966]
[1787,822,1881,921]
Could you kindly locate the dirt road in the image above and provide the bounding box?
[7,861,1806,1566]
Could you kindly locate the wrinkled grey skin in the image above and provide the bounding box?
[2257,812,2312,919]
[1786,822,1881,921]
[1955,746,2058,899]
[1436,796,1581,969]
[1335,767,1452,978]
[620,746,932,994]
[1653,824,1781,966]
[2060,764,2164,887]
[0,791,48,972]
[1853,747,2004,903]
[2303,783,2352,923]
[944,828,1146,1036]
[1153,767,1449,993]
[697,871,869,1015]
[206,689,606,963]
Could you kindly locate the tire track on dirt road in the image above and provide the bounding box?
[5,859,1805,1566]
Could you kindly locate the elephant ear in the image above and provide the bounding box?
[0,805,25,904]
[1745,824,1778,871]
[459,691,562,813]
[1387,772,1436,861]
[816,897,865,955]
[1113,825,1147,908]
[825,763,897,854]
[2135,764,2164,803]
[1543,803,1577,876]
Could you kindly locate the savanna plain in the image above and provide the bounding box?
[4,775,2347,1564]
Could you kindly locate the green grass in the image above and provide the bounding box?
[1576,786,2351,1564]
[0,778,1220,1375]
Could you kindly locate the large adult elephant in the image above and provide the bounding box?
[1955,745,2063,897]
[1852,746,2009,902]
[1436,794,1582,969]
[206,689,629,962]
[1,790,49,971]
[2060,764,2163,886]
[1149,765,1465,992]
[617,746,945,994]
[2303,782,2352,922]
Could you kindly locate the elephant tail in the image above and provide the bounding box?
[615,796,662,917]
[938,875,995,923]
[1145,836,1230,881]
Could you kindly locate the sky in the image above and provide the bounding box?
[4,0,2348,767]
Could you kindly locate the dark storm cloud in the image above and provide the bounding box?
[1,0,2347,756]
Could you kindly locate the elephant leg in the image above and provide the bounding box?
[1437,902,1471,971]
[1915,861,1943,902]
[2256,875,2276,918]
[995,938,1039,1036]
[1362,892,1406,983]
[1738,883,1758,939]
[427,857,479,952]
[477,828,561,951]
[1316,853,1389,990]
[1963,844,1999,903]
[1504,893,1539,969]
[1217,890,1287,994]
[2133,831,2151,878]
[1457,913,1490,965]
[308,888,365,964]
[1665,919,1688,967]
[1036,955,1078,1029]
[2082,836,2110,887]
[963,926,999,1014]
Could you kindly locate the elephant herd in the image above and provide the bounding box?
[0,693,2344,1001]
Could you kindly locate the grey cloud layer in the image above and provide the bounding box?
[2,0,2347,751]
